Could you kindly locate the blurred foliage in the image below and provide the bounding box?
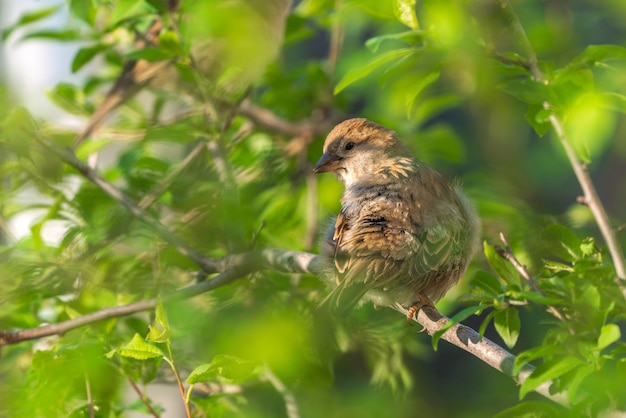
[1,0,626,417]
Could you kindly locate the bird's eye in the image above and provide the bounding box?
[344,142,355,151]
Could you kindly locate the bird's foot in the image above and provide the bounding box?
[406,293,436,325]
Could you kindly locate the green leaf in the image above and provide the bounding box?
[147,297,170,343]
[432,304,486,350]
[72,44,110,73]
[20,29,82,42]
[493,401,562,418]
[124,47,175,62]
[187,355,257,384]
[334,48,415,94]
[519,356,583,399]
[158,30,184,56]
[406,71,440,117]
[112,334,164,360]
[69,0,98,26]
[393,0,419,29]
[597,324,620,350]
[494,307,520,349]
[498,78,550,105]
[365,31,425,53]
[47,83,89,116]
[514,346,559,376]
[564,91,615,162]
[569,44,626,66]
[524,105,551,137]
[602,92,626,114]
[540,225,582,262]
[2,5,62,40]
[483,242,520,287]
[566,363,594,405]
[470,270,502,297]
[110,0,156,26]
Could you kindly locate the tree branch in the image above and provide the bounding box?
[32,135,220,274]
[495,0,626,295]
[0,249,567,407]
[495,233,569,324]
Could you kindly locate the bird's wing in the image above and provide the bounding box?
[321,207,412,315]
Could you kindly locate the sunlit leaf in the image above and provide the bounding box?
[111,334,165,360]
[365,30,424,53]
[494,307,520,348]
[147,297,170,343]
[20,29,82,42]
[564,91,615,162]
[483,242,520,287]
[187,355,258,384]
[334,49,415,94]
[72,44,110,73]
[406,71,440,117]
[519,356,583,399]
[2,5,62,40]
[110,0,156,26]
[597,324,620,350]
[393,0,419,29]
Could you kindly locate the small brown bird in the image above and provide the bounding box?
[314,118,480,322]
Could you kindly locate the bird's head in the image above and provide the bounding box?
[313,118,414,185]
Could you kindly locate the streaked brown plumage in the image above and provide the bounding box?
[314,118,480,321]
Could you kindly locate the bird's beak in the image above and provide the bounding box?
[313,153,343,173]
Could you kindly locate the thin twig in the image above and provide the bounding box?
[32,135,220,274]
[0,250,320,345]
[164,344,192,418]
[127,377,161,418]
[139,139,207,209]
[84,369,95,418]
[495,0,626,294]
[495,233,569,323]
[264,364,301,418]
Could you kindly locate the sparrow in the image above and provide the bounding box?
[313,118,481,322]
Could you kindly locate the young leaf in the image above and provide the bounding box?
[483,242,520,287]
[494,307,521,349]
[497,78,549,105]
[431,304,487,350]
[334,49,415,94]
[569,44,626,66]
[597,324,620,350]
[365,30,425,53]
[69,0,97,26]
[147,297,170,343]
[393,0,419,29]
[187,355,258,384]
[470,270,502,297]
[72,44,110,73]
[540,225,582,262]
[406,71,440,117]
[524,105,551,137]
[47,83,89,116]
[110,0,156,27]
[513,345,559,376]
[2,5,62,40]
[519,356,583,399]
[112,334,164,360]
[493,401,562,418]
